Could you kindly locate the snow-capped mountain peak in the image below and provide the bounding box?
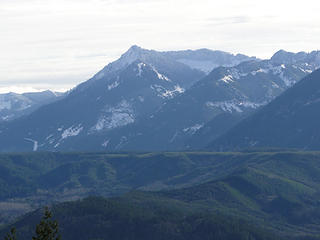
[95,46,154,77]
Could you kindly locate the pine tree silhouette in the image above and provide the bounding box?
[4,228,16,240]
[32,207,61,240]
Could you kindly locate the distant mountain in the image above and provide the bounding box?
[271,49,320,65]
[0,90,64,122]
[163,48,257,73]
[97,50,320,151]
[0,46,255,152]
[0,48,319,152]
[209,68,320,151]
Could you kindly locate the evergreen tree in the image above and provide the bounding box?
[4,228,16,240]
[32,207,61,240]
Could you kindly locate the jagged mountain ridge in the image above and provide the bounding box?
[271,49,320,65]
[96,45,257,75]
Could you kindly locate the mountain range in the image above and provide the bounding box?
[110,50,319,151]
[0,46,254,151]
[0,46,320,152]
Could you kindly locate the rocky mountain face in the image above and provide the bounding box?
[0,90,64,122]
[0,47,319,152]
[208,68,320,151]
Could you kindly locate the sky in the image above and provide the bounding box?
[1,0,320,93]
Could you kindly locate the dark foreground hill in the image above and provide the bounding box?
[2,152,320,239]
[0,195,279,240]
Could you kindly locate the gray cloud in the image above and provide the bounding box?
[1,0,320,93]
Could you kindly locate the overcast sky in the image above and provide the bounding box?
[1,0,320,93]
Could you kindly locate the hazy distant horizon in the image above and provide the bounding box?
[1,0,320,93]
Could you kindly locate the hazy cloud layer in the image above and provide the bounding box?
[1,0,320,93]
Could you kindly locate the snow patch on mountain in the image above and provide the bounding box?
[151,85,185,99]
[271,82,280,89]
[206,100,265,113]
[299,67,313,74]
[61,124,83,139]
[239,101,266,108]
[220,75,234,83]
[24,138,38,151]
[46,134,55,144]
[152,67,170,81]
[136,62,147,77]
[169,131,178,143]
[251,68,269,76]
[92,100,134,132]
[162,85,185,99]
[248,65,282,76]
[46,134,54,140]
[102,139,110,148]
[215,69,249,84]
[246,64,304,87]
[183,124,203,135]
[107,81,120,90]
